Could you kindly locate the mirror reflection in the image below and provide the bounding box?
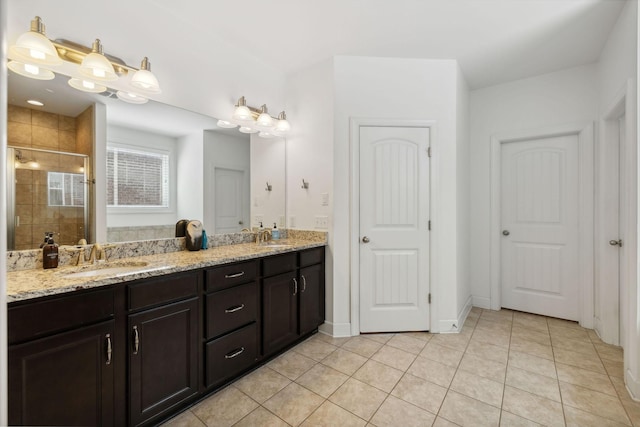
[7,71,286,249]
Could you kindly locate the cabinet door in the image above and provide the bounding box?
[262,272,298,356]
[299,264,325,335]
[9,320,115,426]
[129,298,198,426]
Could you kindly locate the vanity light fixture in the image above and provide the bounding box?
[265,182,272,192]
[221,96,291,138]
[8,16,162,102]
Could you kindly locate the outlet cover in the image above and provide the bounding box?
[314,215,329,229]
[321,193,329,206]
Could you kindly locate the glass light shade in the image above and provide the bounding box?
[238,126,259,134]
[232,105,253,121]
[258,131,276,139]
[131,69,161,93]
[68,77,107,93]
[8,61,54,80]
[217,120,238,129]
[79,40,117,81]
[256,112,274,129]
[9,18,62,66]
[274,118,291,134]
[116,91,149,104]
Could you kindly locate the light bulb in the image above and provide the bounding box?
[68,77,107,93]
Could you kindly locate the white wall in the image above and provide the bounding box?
[333,56,461,334]
[469,64,599,308]
[250,135,286,229]
[456,66,471,325]
[106,125,179,227]
[177,132,204,223]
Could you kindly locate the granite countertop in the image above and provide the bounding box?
[7,238,325,303]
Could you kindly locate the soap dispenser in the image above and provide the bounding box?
[43,235,59,269]
[272,223,280,240]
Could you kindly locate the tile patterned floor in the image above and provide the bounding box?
[162,308,640,426]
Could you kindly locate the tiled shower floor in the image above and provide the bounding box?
[162,307,640,426]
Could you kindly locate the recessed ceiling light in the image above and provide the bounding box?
[27,99,44,106]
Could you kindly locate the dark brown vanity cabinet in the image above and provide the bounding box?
[8,289,116,426]
[204,260,259,388]
[127,271,200,427]
[262,248,325,356]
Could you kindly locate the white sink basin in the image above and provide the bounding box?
[60,261,160,279]
[259,242,293,249]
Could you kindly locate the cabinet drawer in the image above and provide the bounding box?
[205,282,258,339]
[262,253,297,277]
[300,247,324,267]
[205,323,257,387]
[128,271,199,311]
[8,289,114,344]
[205,260,258,292]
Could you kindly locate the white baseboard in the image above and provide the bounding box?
[626,369,640,401]
[438,319,461,334]
[472,296,491,309]
[319,321,352,337]
[457,295,473,332]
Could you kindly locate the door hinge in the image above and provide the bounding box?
[427,147,432,157]
[428,293,431,304]
[428,220,431,230]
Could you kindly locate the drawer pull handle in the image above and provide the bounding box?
[132,325,139,355]
[225,271,245,279]
[293,278,298,295]
[225,347,245,359]
[225,304,245,313]
[301,275,307,292]
[106,334,112,365]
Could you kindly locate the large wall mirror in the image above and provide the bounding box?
[7,71,286,249]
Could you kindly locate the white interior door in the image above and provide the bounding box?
[214,167,246,234]
[359,126,430,333]
[501,135,580,320]
[617,114,627,347]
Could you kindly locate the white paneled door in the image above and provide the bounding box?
[501,135,580,320]
[214,167,246,234]
[359,126,430,333]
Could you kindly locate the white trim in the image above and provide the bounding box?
[318,321,352,338]
[472,296,491,309]
[349,118,437,335]
[457,295,473,331]
[489,122,595,327]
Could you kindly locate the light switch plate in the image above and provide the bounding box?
[321,193,329,206]
[315,215,329,229]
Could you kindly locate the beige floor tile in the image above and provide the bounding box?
[595,343,624,362]
[603,358,625,379]
[295,363,349,398]
[321,348,368,375]
[353,359,404,393]
[362,333,395,344]
[610,376,634,401]
[450,369,504,407]
[329,378,387,421]
[551,336,598,356]
[385,334,428,354]
[499,410,541,426]
[407,355,457,387]
[439,390,501,427]
[459,352,507,383]
[463,316,479,330]
[546,317,584,330]
[467,340,509,364]
[429,332,472,352]
[482,309,514,322]
[511,326,551,346]
[342,336,384,358]
[191,387,259,427]
[420,342,464,368]
[477,318,513,335]
[512,315,549,334]
[563,405,630,427]
[620,398,640,426]
[510,336,554,360]
[506,366,560,402]
[400,331,433,342]
[268,350,317,380]
[390,373,447,413]
[293,339,338,361]
[555,362,617,396]
[313,332,352,347]
[502,386,564,427]
[370,395,436,427]
[433,416,461,426]
[234,407,289,427]
[371,344,417,371]
[553,347,606,375]
[472,327,511,348]
[559,381,631,425]
[301,401,367,427]
[549,325,591,342]
[587,329,603,343]
[161,410,206,427]
[264,383,325,427]
[509,351,557,379]
[234,367,292,403]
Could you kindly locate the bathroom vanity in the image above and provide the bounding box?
[7,241,325,427]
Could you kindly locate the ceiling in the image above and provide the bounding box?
[7,0,627,90]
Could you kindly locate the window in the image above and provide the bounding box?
[107,146,170,208]
[48,172,85,207]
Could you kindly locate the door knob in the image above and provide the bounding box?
[362,236,370,243]
[238,220,244,225]
[609,239,623,247]
[502,230,510,236]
